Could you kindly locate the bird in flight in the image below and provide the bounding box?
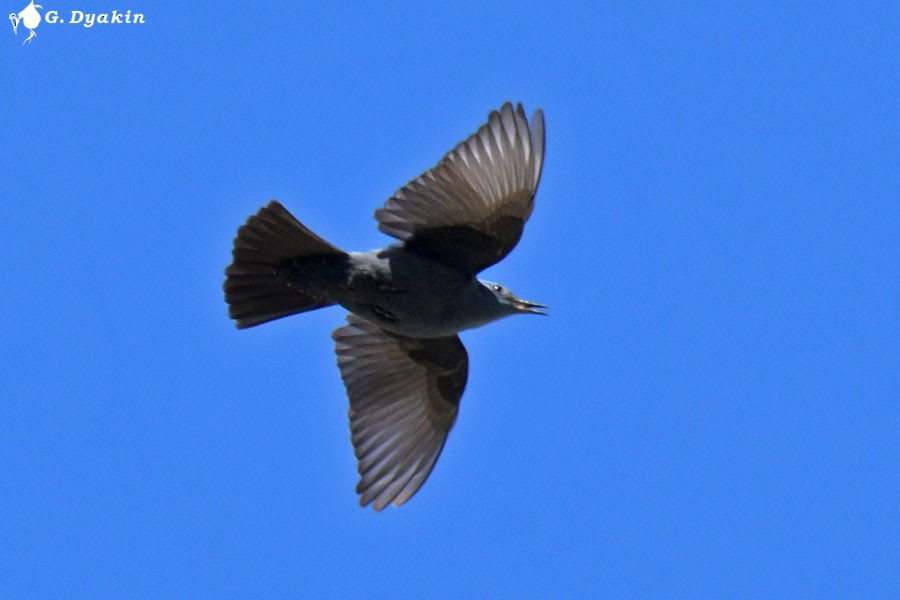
[224,102,546,510]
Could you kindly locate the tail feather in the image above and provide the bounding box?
[224,201,346,329]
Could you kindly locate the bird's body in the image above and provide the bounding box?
[342,248,483,338]
[278,245,521,339]
[225,102,546,510]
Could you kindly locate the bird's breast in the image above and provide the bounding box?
[336,249,481,338]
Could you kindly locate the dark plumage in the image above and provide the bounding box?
[224,102,546,510]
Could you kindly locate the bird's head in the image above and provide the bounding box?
[9,13,19,33]
[482,281,547,317]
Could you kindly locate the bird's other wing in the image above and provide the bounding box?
[332,314,467,511]
[375,102,545,276]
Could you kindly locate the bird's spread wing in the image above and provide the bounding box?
[332,314,467,510]
[375,102,545,275]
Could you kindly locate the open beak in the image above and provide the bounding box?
[513,298,548,315]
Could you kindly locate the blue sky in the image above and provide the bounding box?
[3,2,899,597]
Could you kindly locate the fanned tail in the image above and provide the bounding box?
[224,201,347,328]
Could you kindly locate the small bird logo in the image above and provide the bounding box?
[9,1,42,45]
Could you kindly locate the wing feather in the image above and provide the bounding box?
[374,102,545,275]
[332,314,467,510]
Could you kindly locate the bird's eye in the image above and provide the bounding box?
[492,285,502,292]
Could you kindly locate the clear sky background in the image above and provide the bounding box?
[3,2,899,597]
